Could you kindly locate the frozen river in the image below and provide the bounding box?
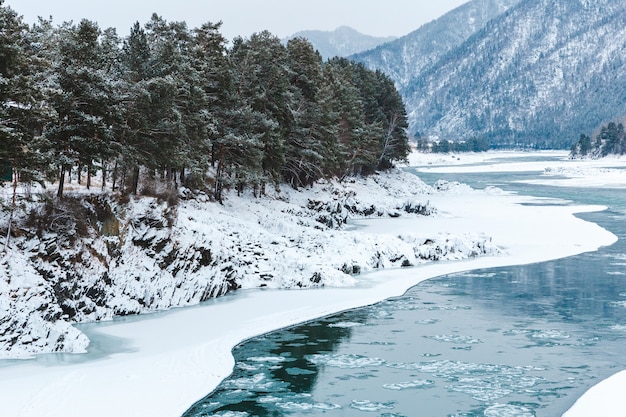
[185,166,626,416]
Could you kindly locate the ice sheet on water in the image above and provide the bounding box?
[426,304,472,311]
[257,395,282,404]
[388,359,495,373]
[258,393,313,404]
[447,381,513,402]
[306,353,386,369]
[224,373,280,391]
[387,360,543,384]
[350,400,395,412]
[328,321,365,328]
[452,374,545,402]
[503,329,531,336]
[371,299,422,315]
[382,379,435,390]
[575,336,600,347]
[246,356,289,363]
[458,272,498,278]
[277,401,341,411]
[528,329,571,345]
[370,303,471,320]
[415,318,440,325]
[424,334,483,344]
[386,359,551,403]
[237,362,262,371]
[483,403,535,417]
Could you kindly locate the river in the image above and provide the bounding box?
[183,160,626,416]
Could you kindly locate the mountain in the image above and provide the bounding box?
[352,0,521,90]
[404,0,626,148]
[355,0,626,149]
[285,26,396,59]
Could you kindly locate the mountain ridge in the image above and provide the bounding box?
[352,0,522,90]
[354,0,626,148]
[284,26,396,59]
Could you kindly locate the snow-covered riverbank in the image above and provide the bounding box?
[0,169,491,358]
[0,151,623,417]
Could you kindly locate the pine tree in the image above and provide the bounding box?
[119,21,152,193]
[0,2,52,250]
[229,31,292,189]
[344,62,409,171]
[283,37,327,187]
[45,20,116,197]
[325,58,378,177]
[191,23,267,200]
[0,2,49,183]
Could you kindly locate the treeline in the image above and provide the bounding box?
[0,2,410,201]
[570,121,626,158]
[414,137,490,153]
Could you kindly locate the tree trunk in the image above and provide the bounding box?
[214,144,225,203]
[3,168,18,254]
[215,161,223,203]
[112,159,118,191]
[131,165,140,195]
[57,166,66,198]
[101,160,107,191]
[86,164,92,190]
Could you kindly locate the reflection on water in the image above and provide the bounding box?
[185,173,626,417]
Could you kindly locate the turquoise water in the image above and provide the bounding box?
[184,167,626,417]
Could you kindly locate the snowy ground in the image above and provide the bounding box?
[411,149,626,188]
[0,151,624,417]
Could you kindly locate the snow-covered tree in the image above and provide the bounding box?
[282,37,327,187]
[45,20,117,197]
[229,31,292,189]
[0,2,50,184]
[1,5,411,199]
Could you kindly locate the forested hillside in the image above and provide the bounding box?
[0,2,409,200]
[354,0,626,149]
[352,0,520,90]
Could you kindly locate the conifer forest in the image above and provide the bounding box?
[0,3,410,201]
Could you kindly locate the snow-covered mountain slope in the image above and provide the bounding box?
[284,26,396,59]
[351,0,521,90]
[353,0,626,148]
[0,171,499,358]
[406,0,626,147]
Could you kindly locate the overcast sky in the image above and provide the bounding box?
[6,0,469,41]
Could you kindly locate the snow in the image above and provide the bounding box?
[0,150,624,417]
